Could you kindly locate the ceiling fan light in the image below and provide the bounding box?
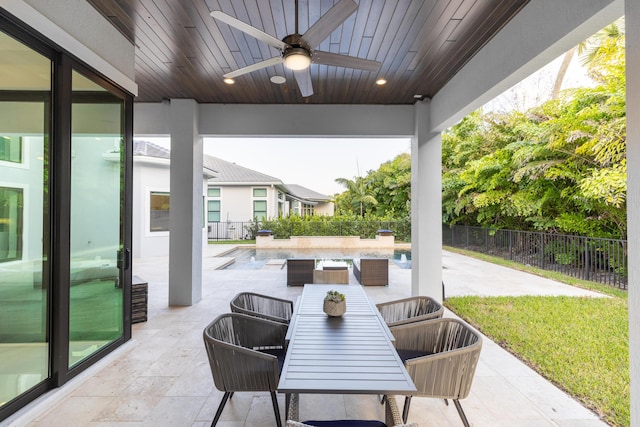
[223,78,235,84]
[284,48,311,70]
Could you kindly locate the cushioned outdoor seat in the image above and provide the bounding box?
[390,318,482,426]
[376,296,443,327]
[230,291,294,324]
[203,313,288,427]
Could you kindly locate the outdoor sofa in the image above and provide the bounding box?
[353,258,389,286]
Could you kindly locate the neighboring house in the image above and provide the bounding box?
[284,184,334,216]
[133,141,333,256]
[133,141,216,258]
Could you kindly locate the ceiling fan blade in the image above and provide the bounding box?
[301,0,358,48]
[293,68,314,97]
[312,50,381,71]
[211,10,288,51]
[223,56,284,78]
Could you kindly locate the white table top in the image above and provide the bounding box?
[278,284,416,395]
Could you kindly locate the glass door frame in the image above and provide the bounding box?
[0,10,133,421]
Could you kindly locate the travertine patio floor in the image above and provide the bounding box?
[6,246,607,427]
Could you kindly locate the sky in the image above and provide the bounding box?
[204,137,410,195]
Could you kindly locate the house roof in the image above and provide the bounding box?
[133,140,170,158]
[205,156,283,185]
[133,141,330,203]
[285,184,331,202]
[133,140,218,177]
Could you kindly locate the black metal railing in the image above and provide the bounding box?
[207,222,254,241]
[443,224,628,289]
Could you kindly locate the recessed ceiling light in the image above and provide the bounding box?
[270,75,286,84]
[414,94,423,99]
[375,78,387,85]
[223,78,235,84]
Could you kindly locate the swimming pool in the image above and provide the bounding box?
[221,248,412,270]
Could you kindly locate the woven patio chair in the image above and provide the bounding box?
[389,318,482,426]
[230,291,294,324]
[376,296,444,327]
[203,313,288,427]
[285,393,418,427]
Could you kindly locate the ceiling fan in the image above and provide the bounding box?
[210,0,381,97]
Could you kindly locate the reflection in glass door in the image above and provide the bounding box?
[68,70,124,367]
[0,31,51,406]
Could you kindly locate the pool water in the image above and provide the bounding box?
[221,248,412,270]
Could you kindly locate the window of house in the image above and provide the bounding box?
[150,191,170,231]
[302,203,315,216]
[0,136,22,164]
[253,188,267,197]
[208,187,220,197]
[253,200,267,221]
[208,200,220,222]
[0,186,24,262]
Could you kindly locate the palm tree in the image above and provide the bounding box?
[334,176,378,216]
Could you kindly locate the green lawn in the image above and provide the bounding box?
[445,266,630,426]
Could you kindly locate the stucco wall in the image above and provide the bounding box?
[133,158,170,258]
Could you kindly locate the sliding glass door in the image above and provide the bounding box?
[68,70,125,367]
[0,30,51,407]
[0,15,132,420]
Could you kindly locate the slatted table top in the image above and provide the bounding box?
[278,284,416,395]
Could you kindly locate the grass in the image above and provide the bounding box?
[443,248,630,426]
[209,239,255,244]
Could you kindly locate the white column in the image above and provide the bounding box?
[626,2,640,425]
[168,99,203,306]
[411,100,443,300]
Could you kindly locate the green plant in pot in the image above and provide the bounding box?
[323,290,346,317]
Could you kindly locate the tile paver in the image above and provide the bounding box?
[5,246,608,427]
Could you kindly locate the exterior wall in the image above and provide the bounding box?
[625,1,640,425]
[0,136,44,263]
[256,234,394,250]
[209,184,281,222]
[70,137,121,261]
[132,158,170,258]
[314,202,334,216]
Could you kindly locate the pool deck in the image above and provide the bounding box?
[6,244,608,427]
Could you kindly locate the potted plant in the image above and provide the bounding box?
[323,290,346,317]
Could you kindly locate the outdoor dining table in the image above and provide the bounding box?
[278,284,416,396]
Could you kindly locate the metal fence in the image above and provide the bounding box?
[443,224,628,289]
[207,222,254,241]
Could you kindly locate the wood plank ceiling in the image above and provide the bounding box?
[88,0,529,104]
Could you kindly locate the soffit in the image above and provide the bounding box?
[87,0,529,104]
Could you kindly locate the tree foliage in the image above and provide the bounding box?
[442,20,626,238]
[333,152,411,218]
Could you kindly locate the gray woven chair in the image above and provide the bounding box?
[203,313,288,427]
[285,393,418,427]
[230,291,294,324]
[376,296,444,327]
[389,318,482,426]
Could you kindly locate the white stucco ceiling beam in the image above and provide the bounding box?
[429,0,624,133]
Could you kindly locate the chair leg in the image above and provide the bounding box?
[452,399,471,427]
[211,391,231,427]
[270,391,282,427]
[402,396,412,423]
